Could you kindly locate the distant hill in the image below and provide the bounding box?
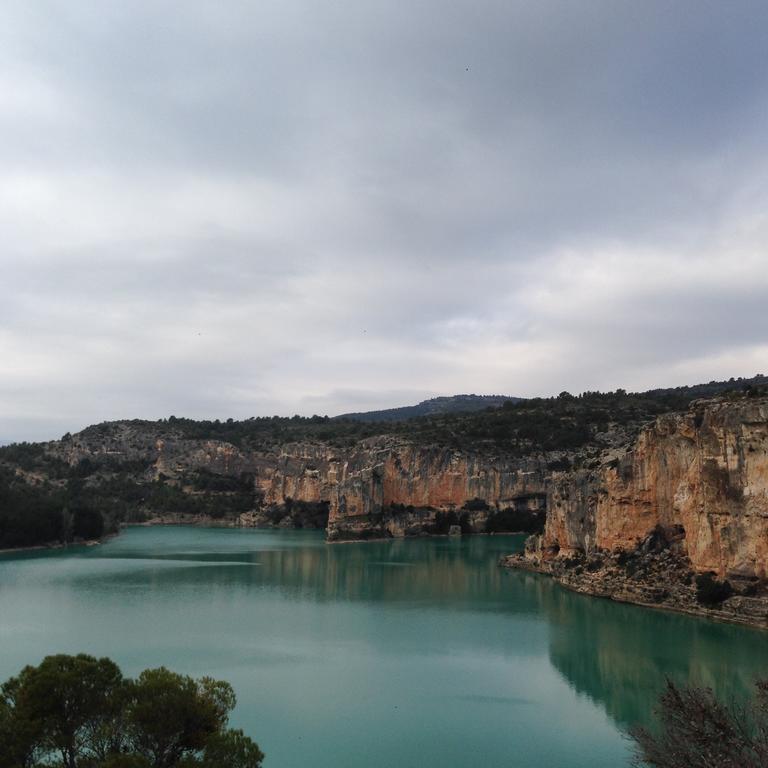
[334,394,523,423]
[641,374,768,401]
[332,375,768,423]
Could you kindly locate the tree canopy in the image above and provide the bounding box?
[0,655,264,768]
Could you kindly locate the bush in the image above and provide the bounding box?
[695,573,733,606]
[72,508,105,540]
[485,507,545,534]
[430,510,459,535]
[630,678,768,767]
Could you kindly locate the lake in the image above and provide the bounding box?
[1,526,766,767]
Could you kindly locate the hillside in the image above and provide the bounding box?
[0,374,766,553]
[335,394,521,422]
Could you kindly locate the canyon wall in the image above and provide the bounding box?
[324,444,548,538]
[49,427,549,536]
[163,439,551,537]
[47,397,768,574]
[534,398,768,579]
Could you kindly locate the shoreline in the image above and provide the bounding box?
[502,554,768,631]
[0,531,119,556]
[326,530,530,545]
[0,520,529,555]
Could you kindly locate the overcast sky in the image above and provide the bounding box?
[2,1,768,441]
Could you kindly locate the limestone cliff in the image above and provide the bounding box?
[325,442,548,539]
[39,396,768,578]
[505,396,768,627]
[46,427,549,535]
[533,397,768,578]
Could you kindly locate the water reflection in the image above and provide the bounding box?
[2,525,767,763]
[65,531,531,609]
[541,580,768,727]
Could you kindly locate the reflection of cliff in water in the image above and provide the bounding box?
[83,529,768,735]
[85,533,534,609]
[539,576,768,728]
[254,535,536,608]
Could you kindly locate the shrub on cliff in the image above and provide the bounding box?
[463,497,489,511]
[630,678,768,767]
[0,654,264,768]
[695,573,733,606]
[430,510,459,534]
[484,507,544,534]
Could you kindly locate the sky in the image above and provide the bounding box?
[2,1,768,442]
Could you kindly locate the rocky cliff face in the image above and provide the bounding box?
[167,438,549,537]
[326,443,548,539]
[504,397,768,627]
[533,397,768,579]
[44,397,768,576]
[46,427,549,536]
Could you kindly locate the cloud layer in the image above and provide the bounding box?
[2,1,768,441]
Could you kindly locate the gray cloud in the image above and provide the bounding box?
[1,0,768,441]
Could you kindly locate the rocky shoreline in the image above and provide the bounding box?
[501,531,768,629]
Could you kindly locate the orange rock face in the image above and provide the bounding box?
[542,399,768,578]
[325,444,548,537]
[48,398,768,571]
[235,440,549,536]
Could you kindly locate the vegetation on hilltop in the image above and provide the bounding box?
[335,393,522,422]
[91,374,768,453]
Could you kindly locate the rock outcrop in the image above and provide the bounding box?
[325,443,548,539]
[505,397,768,626]
[46,428,549,536]
[45,397,768,568]
[535,398,768,576]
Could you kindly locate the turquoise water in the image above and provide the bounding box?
[1,527,767,767]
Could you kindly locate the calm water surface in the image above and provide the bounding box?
[1,527,767,767]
